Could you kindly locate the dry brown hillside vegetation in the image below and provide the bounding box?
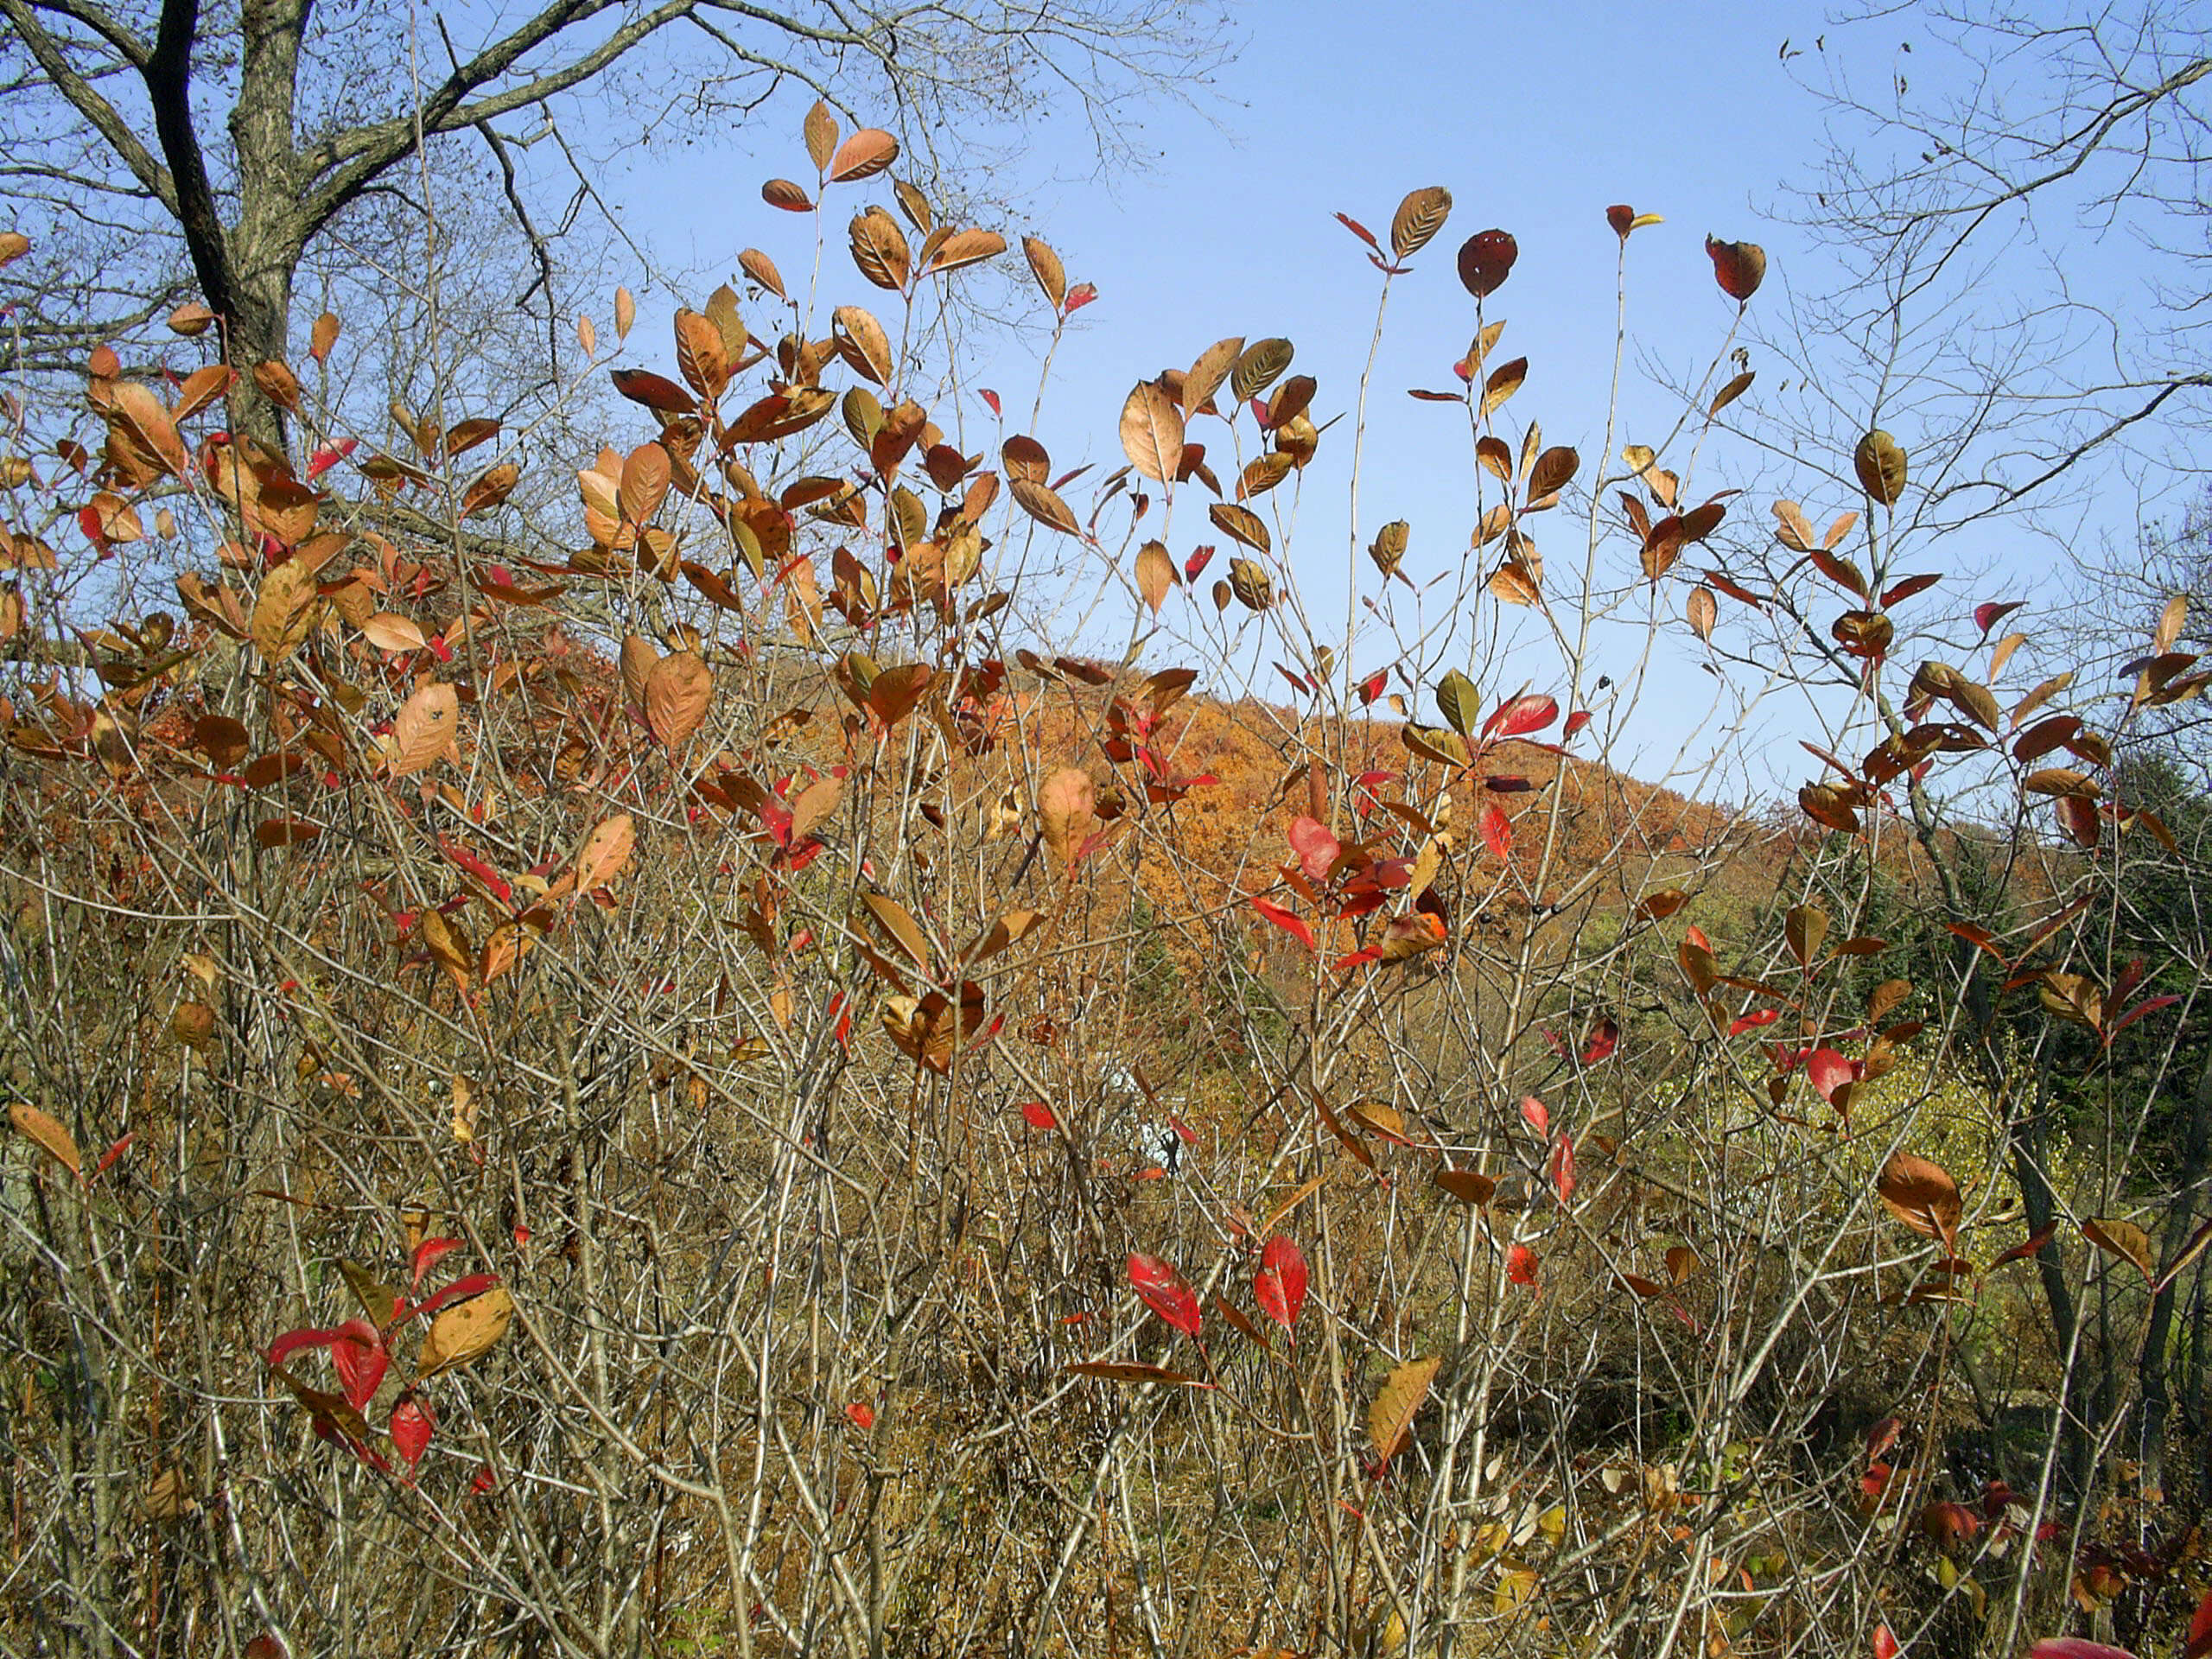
[3,104,2211,1659]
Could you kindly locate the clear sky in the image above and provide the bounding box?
[594,0,2124,802]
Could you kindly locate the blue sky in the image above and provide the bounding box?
[595,0,2116,799]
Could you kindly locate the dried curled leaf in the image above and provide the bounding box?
[10,1101,80,1178]
[387,681,458,777]
[1854,430,1908,506]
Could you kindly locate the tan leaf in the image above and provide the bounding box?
[613,285,636,340]
[309,311,340,362]
[803,99,838,172]
[849,208,911,290]
[739,247,787,302]
[2083,1217,2154,1282]
[416,1286,515,1379]
[169,1001,215,1052]
[111,381,188,478]
[925,228,1007,276]
[1369,1355,1440,1465]
[1008,477,1080,537]
[1135,540,1178,613]
[249,559,320,663]
[789,772,842,841]
[360,612,426,652]
[1022,235,1067,309]
[832,305,893,386]
[575,814,634,894]
[1037,767,1096,867]
[1184,336,1244,416]
[620,442,671,524]
[672,308,729,398]
[10,1101,80,1178]
[2154,593,2187,654]
[620,634,660,706]
[1119,381,1185,485]
[388,681,458,777]
[645,652,714,748]
[1687,584,1717,641]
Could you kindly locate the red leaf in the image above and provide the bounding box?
[331,1320,389,1412]
[1729,1008,1781,1037]
[1357,670,1389,705]
[267,1325,353,1369]
[389,1389,434,1482]
[1874,1626,1899,1659]
[1549,1133,1576,1205]
[1288,816,1341,883]
[844,1401,877,1430]
[1064,283,1097,314]
[1334,213,1380,251]
[980,389,1001,416]
[1564,709,1592,738]
[1866,1415,1903,1462]
[1685,925,1712,952]
[2186,1586,2212,1659]
[470,1464,497,1496]
[1185,545,1215,581]
[1520,1096,1549,1136]
[1484,693,1559,739]
[1993,1221,2059,1266]
[1806,1047,1859,1108]
[1251,895,1317,952]
[1480,804,1513,861]
[1457,228,1518,298]
[398,1272,497,1325]
[1580,1020,1619,1064]
[1020,1102,1058,1131]
[410,1236,461,1289]
[1255,1235,1309,1333]
[1506,1244,1538,1286]
[1127,1252,1202,1338]
[1974,600,2024,635]
[2030,1641,2138,1659]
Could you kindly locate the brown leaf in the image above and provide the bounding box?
[1008,477,1080,537]
[416,1286,515,1379]
[830,128,898,182]
[1119,381,1185,485]
[1456,228,1517,297]
[111,382,188,478]
[169,1001,215,1052]
[802,99,838,172]
[1687,585,1718,642]
[10,1102,80,1178]
[1370,1355,1440,1466]
[2083,1217,2154,1282]
[925,228,1007,276]
[1209,502,1270,555]
[645,652,714,748]
[849,207,911,290]
[309,311,340,363]
[790,772,842,842]
[1390,186,1452,259]
[1877,1153,1961,1243]
[739,247,787,301]
[672,309,729,398]
[1705,237,1766,302]
[1185,336,1244,416]
[575,814,634,894]
[620,442,671,525]
[388,681,459,777]
[619,633,661,708]
[249,559,320,663]
[832,305,893,386]
[1853,430,1907,506]
[862,893,931,970]
[1037,767,1096,867]
[1135,540,1178,613]
[1230,338,1294,404]
[1022,235,1067,310]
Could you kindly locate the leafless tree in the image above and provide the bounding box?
[1758,2,2211,532]
[0,0,1232,445]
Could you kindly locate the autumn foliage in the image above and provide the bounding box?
[3,98,2210,1659]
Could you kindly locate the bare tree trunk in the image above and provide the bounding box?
[2142,1044,2212,1498]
